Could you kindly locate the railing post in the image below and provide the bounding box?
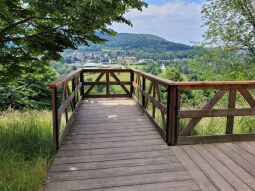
[142,76,146,107]
[166,85,178,146]
[72,77,76,108]
[80,70,84,98]
[130,70,134,98]
[52,87,59,150]
[106,71,110,96]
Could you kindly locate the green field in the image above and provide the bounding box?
[0,110,54,191]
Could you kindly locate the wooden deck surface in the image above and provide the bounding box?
[172,142,255,191]
[44,98,200,191]
[44,98,255,191]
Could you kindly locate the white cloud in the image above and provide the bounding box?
[111,1,205,44]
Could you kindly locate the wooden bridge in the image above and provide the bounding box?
[45,69,255,191]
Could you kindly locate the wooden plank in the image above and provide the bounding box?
[178,108,255,118]
[60,139,164,151]
[70,127,156,135]
[206,144,255,190]
[53,150,175,165]
[71,121,151,129]
[75,113,145,120]
[178,134,255,145]
[226,89,237,134]
[229,143,255,166]
[178,84,255,90]
[48,163,185,182]
[73,117,149,125]
[84,180,200,191]
[193,144,252,191]
[182,145,235,191]
[84,94,130,98]
[56,144,169,157]
[66,131,159,140]
[71,121,152,130]
[171,146,217,191]
[50,156,178,172]
[45,171,192,191]
[63,135,161,145]
[83,68,131,73]
[216,143,255,177]
[84,81,131,85]
[239,89,255,107]
[238,142,255,157]
[179,90,227,136]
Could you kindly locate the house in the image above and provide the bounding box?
[160,64,166,71]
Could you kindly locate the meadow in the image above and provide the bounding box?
[0,110,54,191]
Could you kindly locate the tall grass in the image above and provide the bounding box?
[0,109,54,191]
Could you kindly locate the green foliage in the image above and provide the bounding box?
[0,0,147,82]
[160,67,186,82]
[0,110,54,191]
[189,46,255,81]
[202,0,255,57]
[0,65,57,110]
[143,63,161,75]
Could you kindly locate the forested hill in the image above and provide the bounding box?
[78,33,192,52]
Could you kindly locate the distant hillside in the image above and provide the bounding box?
[79,33,192,52]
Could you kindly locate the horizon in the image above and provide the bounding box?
[112,0,204,45]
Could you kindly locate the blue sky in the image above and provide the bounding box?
[112,0,205,45]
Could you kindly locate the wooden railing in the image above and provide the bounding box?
[49,68,255,149]
[83,69,132,98]
[132,69,178,145]
[48,69,84,150]
[176,81,255,144]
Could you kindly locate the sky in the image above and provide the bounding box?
[112,0,205,45]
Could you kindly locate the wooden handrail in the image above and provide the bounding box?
[132,69,175,87]
[48,69,83,88]
[48,68,255,149]
[172,81,255,90]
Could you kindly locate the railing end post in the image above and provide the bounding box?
[52,87,59,151]
[80,70,85,99]
[130,70,134,98]
[166,85,179,146]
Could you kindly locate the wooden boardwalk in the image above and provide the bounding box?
[44,98,200,191]
[44,98,255,191]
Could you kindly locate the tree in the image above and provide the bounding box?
[189,46,255,81]
[0,65,57,110]
[160,67,186,82]
[202,0,255,57]
[0,0,147,82]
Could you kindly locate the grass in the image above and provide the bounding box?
[0,109,54,191]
